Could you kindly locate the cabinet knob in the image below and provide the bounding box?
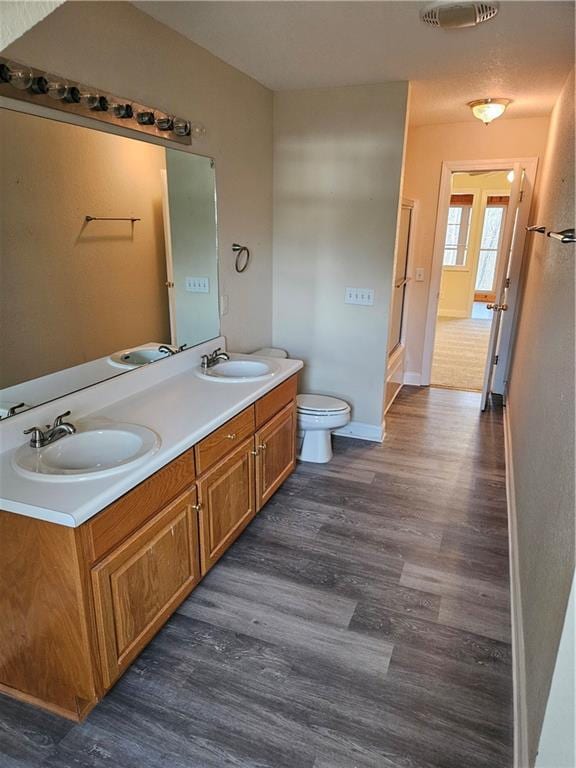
[258,443,267,451]
[226,433,237,440]
[192,503,202,512]
[251,448,260,456]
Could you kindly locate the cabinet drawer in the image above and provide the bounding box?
[91,489,201,689]
[84,449,195,564]
[194,406,255,475]
[255,375,298,428]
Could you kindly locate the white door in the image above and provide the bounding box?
[480,163,524,410]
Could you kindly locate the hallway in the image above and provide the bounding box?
[0,387,513,768]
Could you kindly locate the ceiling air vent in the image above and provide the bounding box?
[420,1,499,29]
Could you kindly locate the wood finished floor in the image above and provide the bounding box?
[0,386,512,768]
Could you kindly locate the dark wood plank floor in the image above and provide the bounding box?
[0,386,512,768]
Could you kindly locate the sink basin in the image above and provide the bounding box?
[196,359,276,383]
[13,423,161,482]
[109,344,173,369]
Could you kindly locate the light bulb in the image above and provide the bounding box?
[6,62,33,90]
[136,110,155,126]
[109,101,133,119]
[30,76,49,95]
[190,121,206,139]
[155,112,174,131]
[173,117,191,136]
[79,91,100,109]
[47,80,68,100]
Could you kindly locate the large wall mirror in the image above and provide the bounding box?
[0,107,219,419]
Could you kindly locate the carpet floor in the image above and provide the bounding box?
[431,316,491,391]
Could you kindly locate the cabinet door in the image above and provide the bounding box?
[255,401,296,511]
[197,437,256,574]
[91,489,201,689]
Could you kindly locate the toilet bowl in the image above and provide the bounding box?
[297,394,351,463]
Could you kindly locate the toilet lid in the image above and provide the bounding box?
[297,394,350,413]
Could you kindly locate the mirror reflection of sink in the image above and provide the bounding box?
[13,423,161,482]
[196,359,276,383]
[108,344,174,369]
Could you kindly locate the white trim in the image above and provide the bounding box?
[421,158,539,388]
[504,403,530,768]
[333,420,385,443]
[404,372,422,386]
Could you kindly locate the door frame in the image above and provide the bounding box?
[421,158,538,388]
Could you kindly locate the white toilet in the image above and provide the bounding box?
[250,347,351,463]
[296,394,351,463]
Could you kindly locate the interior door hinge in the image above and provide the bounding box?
[505,277,511,288]
[493,354,499,365]
[519,190,524,202]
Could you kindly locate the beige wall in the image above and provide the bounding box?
[273,82,409,428]
[439,172,511,317]
[0,109,170,388]
[507,70,575,766]
[3,0,274,354]
[403,117,550,379]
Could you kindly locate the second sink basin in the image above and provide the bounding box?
[196,359,276,383]
[13,423,161,482]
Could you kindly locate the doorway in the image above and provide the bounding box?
[430,171,512,391]
[421,158,538,407]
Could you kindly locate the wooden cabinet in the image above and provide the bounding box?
[255,402,296,511]
[0,374,298,720]
[197,437,256,574]
[91,489,201,688]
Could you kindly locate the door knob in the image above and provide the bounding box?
[487,303,508,312]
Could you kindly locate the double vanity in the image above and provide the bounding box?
[0,345,303,721]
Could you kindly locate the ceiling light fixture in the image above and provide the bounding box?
[468,98,511,125]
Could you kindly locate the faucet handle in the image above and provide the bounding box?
[23,426,45,448]
[53,411,72,427]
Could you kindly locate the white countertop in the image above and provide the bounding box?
[0,352,302,527]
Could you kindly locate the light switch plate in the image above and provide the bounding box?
[185,277,210,293]
[345,287,374,306]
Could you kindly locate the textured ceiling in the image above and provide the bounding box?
[134,1,574,125]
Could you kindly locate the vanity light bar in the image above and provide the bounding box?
[0,57,205,147]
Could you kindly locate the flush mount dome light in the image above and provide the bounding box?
[468,98,511,125]
[421,2,499,29]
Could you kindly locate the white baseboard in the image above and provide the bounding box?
[404,372,422,386]
[438,309,468,318]
[504,403,530,768]
[333,420,385,443]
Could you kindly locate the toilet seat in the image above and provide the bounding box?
[297,394,350,414]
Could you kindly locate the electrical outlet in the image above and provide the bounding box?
[345,287,374,306]
[185,277,210,293]
[415,268,425,282]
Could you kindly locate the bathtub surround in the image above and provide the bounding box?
[273,82,409,434]
[2,0,274,355]
[505,69,575,767]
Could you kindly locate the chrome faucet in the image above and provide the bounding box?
[23,411,77,448]
[158,344,187,356]
[201,347,230,370]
